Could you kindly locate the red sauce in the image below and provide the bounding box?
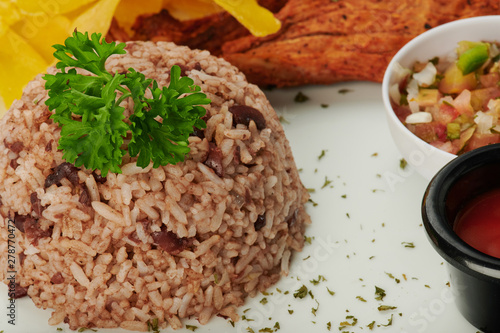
[454,188,500,259]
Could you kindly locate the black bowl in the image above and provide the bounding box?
[422,143,500,333]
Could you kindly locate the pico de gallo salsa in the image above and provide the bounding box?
[390,40,500,155]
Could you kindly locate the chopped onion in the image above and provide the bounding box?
[409,100,420,114]
[406,79,419,104]
[392,62,412,84]
[487,98,500,113]
[412,62,437,86]
[491,124,500,133]
[405,112,432,124]
[439,95,454,105]
[452,89,473,115]
[389,83,401,105]
[432,141,454,153]
[491,43,500,59]
[474,111,495,133]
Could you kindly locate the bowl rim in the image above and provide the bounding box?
[381,16,500,166]
[422,143,500,280]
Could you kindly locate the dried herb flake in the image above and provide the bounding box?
[293,285,308,299]
[294,91,310,103]
[375,286,386,301]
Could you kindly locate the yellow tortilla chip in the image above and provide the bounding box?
[213,0,281,37]
[14,0,98,15]
[0,0,281,117]
[162,0,223,21]
[72,0,120,35]
[0,28,48,110]
[0,0,120,117]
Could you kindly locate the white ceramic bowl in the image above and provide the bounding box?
[382,15,500,180]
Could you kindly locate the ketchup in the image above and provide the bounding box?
[454,188,500,259]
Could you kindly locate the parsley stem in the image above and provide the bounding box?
[116,90,131,106]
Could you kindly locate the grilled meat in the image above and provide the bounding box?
[108,0,500,87]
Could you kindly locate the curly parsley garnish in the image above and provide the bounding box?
[43,31,209,176]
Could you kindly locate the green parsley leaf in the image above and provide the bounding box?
[43,31,209,176]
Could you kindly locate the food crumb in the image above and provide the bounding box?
[294,91,309,103]
[293,285,309,299]
[400,158,408,169]
[322,176,333,189]
[338,88,353,94]
[402,242,415,248]
[318,149,328,160]
[375,286,386,301]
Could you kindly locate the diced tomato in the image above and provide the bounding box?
[452,90,474,116]
[391,101,412,123]
[409,122,447,143]
[408,123,436,143]
[464,133,500,152]
[431,140,454,153]
[479,73,500,88]
[471,87,500,111]
[434,123,447,141]
[431,103,459,124]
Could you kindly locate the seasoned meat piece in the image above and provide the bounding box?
[110,0,500,87]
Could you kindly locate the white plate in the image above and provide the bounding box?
[0,82,477,333]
